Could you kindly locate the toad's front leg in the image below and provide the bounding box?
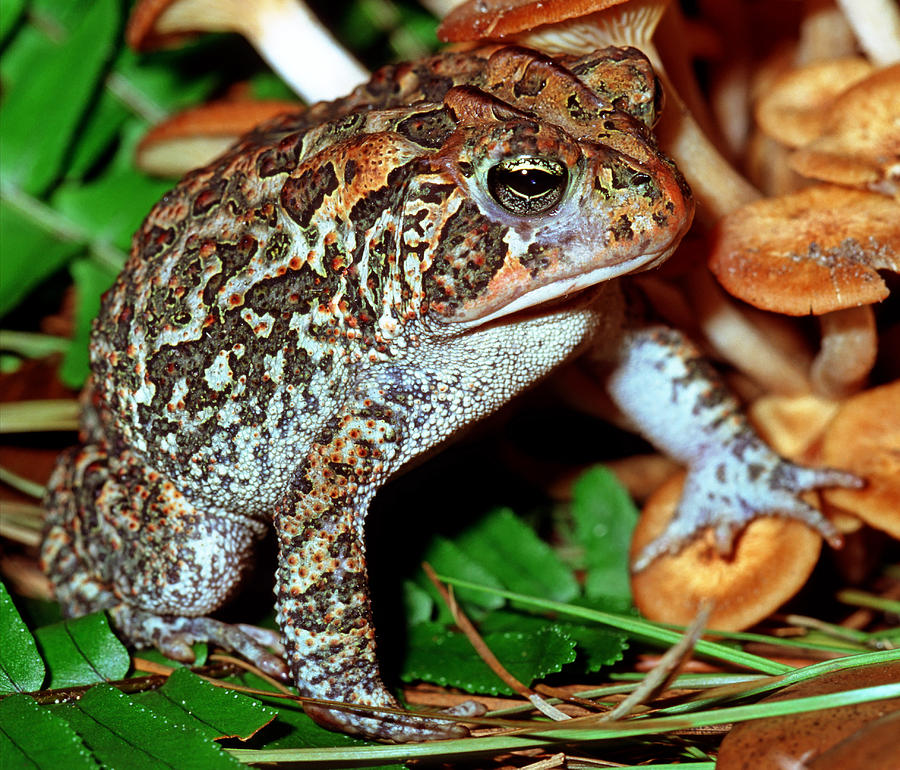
[274,386,480,742]
[596,326,862,572]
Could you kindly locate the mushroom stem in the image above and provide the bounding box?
[810,305,878,399]
[688,269,812,396]
[245,0,370,102]
[835,0,900,66]
[654,69,762,222]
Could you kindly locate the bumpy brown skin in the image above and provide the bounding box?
[42,46,693,742]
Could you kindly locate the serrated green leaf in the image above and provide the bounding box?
[0,0,120,195]
[401,622,576,695]
[571,466,638,602]
[59,258,119,387]
[134,668,276,741]
[33,612,129,689]
[478,609,629,674]
[0,694,96,770]
[57,684,243,769]
[455,508,579,603]
[229,671,372,751]
[0,582,45,693]
[419,536,505,617]
[563,622,629,673]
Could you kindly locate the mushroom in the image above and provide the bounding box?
[835,0,900,66]
[748,393,841,461]
[795,0,858,65]
[438,0,763,223]
[630,472,823,631]
[709,184,900,398]
[820,380,900,540]
[126,0,369,104]
[753,57,874,150]
[788,64,900,197]
[136,99,298,177]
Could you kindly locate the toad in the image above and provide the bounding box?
[42,45,858,742]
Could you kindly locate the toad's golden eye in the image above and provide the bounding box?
[487,157,567,215]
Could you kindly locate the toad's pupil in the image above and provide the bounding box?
[504,168,558,197]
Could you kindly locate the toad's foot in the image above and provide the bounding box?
[304,698,486,743]
[632,454,863,572]
[110,605,289,680]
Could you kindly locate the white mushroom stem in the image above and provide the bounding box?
[810,305,878,399]
[687,270,813,396]
[836,0,900,66]
[418,0,467,19]
[158,0,370,103]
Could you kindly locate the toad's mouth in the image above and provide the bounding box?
[455,241,680,329]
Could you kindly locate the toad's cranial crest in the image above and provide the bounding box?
[42,43,859,743]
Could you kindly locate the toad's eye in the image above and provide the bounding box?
[487,157,568,215]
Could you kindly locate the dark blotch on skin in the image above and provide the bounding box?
[282,162,340,228]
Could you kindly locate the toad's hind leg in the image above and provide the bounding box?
[41,445,287,678]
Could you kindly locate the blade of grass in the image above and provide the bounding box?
[226,682,900,764]
[0,400,79,433]
[837,589,900,616]
[435,575,791,675]
[0,466,45,499]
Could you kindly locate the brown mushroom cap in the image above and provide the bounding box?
[438,0,633,42]
[630,472,822,631]
[709,184,900,316]
[821,380,900,539]
[754,57,874,149]
[789,64,900,196]
[136,100,297,177]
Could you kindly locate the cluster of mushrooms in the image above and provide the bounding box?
[126,0,899,631]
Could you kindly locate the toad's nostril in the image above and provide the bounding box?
[632,173,652,187]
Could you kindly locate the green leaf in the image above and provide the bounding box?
[0,582,45,693]
[33,613,130,689]
[401,622,576,695]
[455,508,579,604]
[57,685,243,769]
[402,580,434,626]
[420,536,505,617]
[0,694,96,770]
[0,197,82,318]
[478,609,629,673]
[65,91,131,181]
[52,172,170,251]
[229,671,372,751]
[0,0,25,46]
[571,467,638,603]
[59,258,119,388]
[563,621,630,672]
[134,668,276,741]
[0,0,120,195]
